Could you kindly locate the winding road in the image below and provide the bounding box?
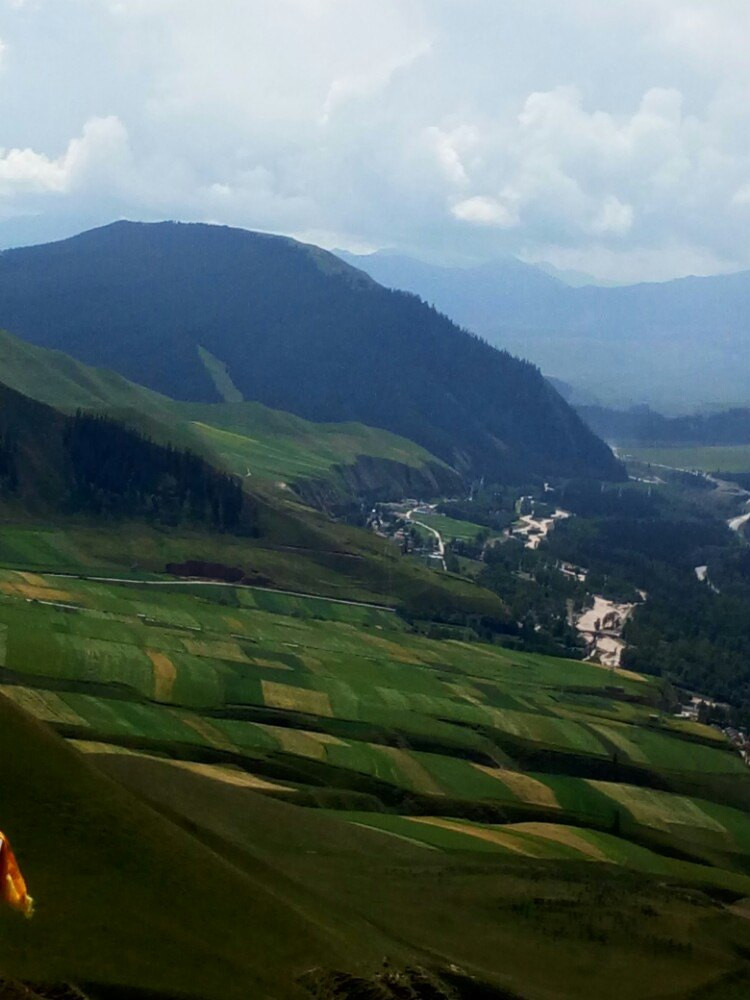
[36,571,398,612]
[405,506,447,571]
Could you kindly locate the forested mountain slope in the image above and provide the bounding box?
[579,402,750,448]
[0,222,621,482]
[0,383,247,530]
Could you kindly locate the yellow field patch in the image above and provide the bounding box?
[358,633,422,663]
[588,723,649,764]
[271,727,331,760]
[669,719,726,744]
[183,639,249,663]
[159,759,293,792]
[471,764,560,809]
[251,657,293,672]
[261,680,333,717]
[267,726,344,761]
[69,741,291,792]
[175,712,238,753]
[223,616,246,632]
[587,780,727,833]
[0,684,85,726]
[147,649,177,702]
[17,572,51,587]
[410,817,536,855]
[299,654,324,673]
[69,740,143,757]
[377,746,444,796]
[444,681,486,706]
[510,823,609,861]
[0,581,76,603]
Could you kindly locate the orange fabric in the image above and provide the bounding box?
[0,832,33,918]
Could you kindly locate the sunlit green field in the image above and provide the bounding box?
[412,512,493,541]
[625,443,750,473]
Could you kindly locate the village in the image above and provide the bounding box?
[371,492,750,770]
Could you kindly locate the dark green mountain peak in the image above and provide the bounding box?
[0,220,622,482]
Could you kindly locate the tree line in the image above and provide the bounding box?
[62,412,251,532]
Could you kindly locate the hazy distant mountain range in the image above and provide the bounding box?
[337,250,750,411]
[0,220,620,482]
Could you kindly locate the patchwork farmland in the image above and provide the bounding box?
[1,564,750,896]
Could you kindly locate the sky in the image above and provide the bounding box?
[2,0,750,282]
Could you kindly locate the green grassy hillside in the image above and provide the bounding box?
[0,377,506,625]
[0,328,457,496]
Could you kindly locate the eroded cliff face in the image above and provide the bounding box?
[292,455,462,511]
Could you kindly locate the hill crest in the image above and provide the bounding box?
[0,220,622,482]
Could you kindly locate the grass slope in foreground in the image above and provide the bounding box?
[7,688,750,1000]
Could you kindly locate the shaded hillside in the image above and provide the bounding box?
[340,250,750,409]
[0,692,361,1000]
[0,222,621,482]
[0,328,460,501]
[0,384,248,531]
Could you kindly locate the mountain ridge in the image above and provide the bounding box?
[0,220,622,482]
[339,249,750,409]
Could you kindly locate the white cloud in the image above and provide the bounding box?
[452,195,517,228]
[320,38,432,124]
[1,1,750,280]
[590,196,634,236]
[0,117,131,196]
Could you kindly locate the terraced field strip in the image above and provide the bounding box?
[0,578,78,603]
[410,817,538,855]
[377,746,445,796]
[0,684,86,726]
[588,722,650,764]
[68,740,147,757]
[508,823,609,860]
[261,680,333,717]
[587,781,728,834]
[471,765,560,809]
[175,712,241,753]
[148,649,177,702]
[69,739,294,792]
[148,759,295,792]
[270,726,344,761]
